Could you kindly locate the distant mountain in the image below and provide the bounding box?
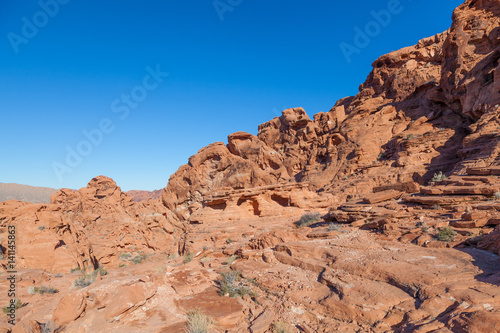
[126,189,163,202]
[0,182,59,203]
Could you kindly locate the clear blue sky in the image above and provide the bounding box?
[0,0,464,191]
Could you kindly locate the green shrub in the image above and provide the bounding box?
[225,255,238,266]
[2,299,23,314]
[226,238,233,244]
[38,226,45,231]
[130,254,148,265]
[28,286,58,295]
[184,309,214,333]
[327,223,342,232]
[217,271,253,298]
[184,253,194,263]
[437,226,457,242]
[73,274,95,288]
[295,212,321,228]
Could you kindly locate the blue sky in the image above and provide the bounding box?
[0,0,464,191]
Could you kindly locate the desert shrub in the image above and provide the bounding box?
[2,299,23,314]
[430,171,448,183]
[225,255,238,266]
[184,309,214,333]
[28,286,58,295]
[295,212,321,228]
[431,204,441,210]
[42,321,60,333]
[437,226,457,242]
[73,274,95,288]
[495,192,500,200]
[119,253,132,260]
[273,320,290,333]
[38,226,45,230]
[184,253,194,263]
[327,223,342,232]
[405,133,414,140]
[130,254,148,265]
[217,270,253,298]
[92,267,108,277]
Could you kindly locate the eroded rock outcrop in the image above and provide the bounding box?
[0,176,180,272]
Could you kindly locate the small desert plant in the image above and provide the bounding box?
[92,267,108,277]
[327,223,342,232]
[2,299,23,314]
[120,253,132,260]
[38,226,45,231]
[69,267,81,273]
[495,192,500,200]
[184,253,194,263]
[130,254,148,265]
[184,309,214,333]
[168,253,178,260]
[430,171,448,183]
[273,320,290,333]
[225,255,238,266]
[226,237,233,244]
[73,273,95,288]
[42,321,60,333]
[405,133,414,140]
[217,270,253,298]
[295,212,321,228]
[431,204,441,210]
[28,286,58,295]
[437,226,457,242]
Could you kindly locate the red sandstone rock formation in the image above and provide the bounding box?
[1,1,500,332]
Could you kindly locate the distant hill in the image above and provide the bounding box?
[0,182,59,204]
[126,189,163,202]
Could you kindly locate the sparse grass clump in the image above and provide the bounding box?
[184,309,214,333]
[119,253,132,260]
[273,320,290,333]
[437,226,457,242]
[226,237,233,244]
[295,212,321,228]
[130,254,148,265]
[217,270,253,298]
[225,255,238,266]
[72,267,107,288]
[184,253,194,263]
[2,299,23,314]
[327,223,342,232]
[73,274,94,288]
[28,286,58,295]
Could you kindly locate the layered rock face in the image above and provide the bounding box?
[162,0,500,223]
[1,1,500,332]
[0,176,180,272]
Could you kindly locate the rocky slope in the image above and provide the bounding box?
[1,0,500,332]
[126,189,163,202]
